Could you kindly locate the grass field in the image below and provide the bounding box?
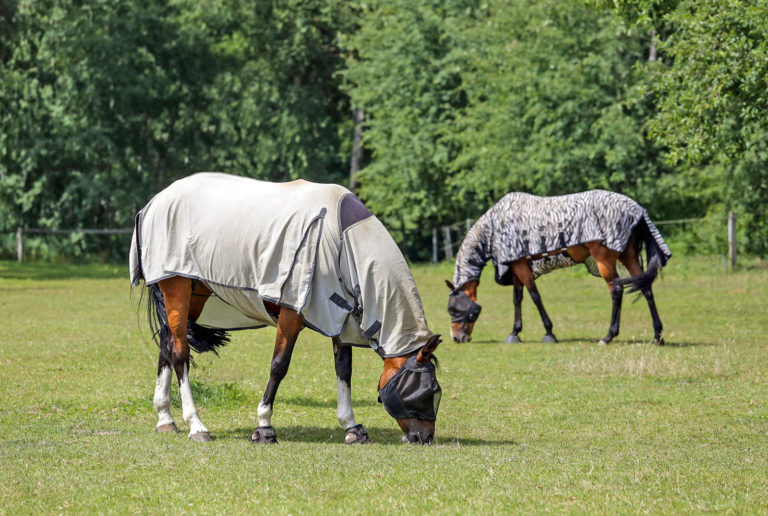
[1,253,767,513]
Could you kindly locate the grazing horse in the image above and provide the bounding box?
[446,190,671,346]
[131,173,442,444]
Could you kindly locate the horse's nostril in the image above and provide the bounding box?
[453,336,460,343]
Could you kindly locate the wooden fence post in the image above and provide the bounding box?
[432,228,438,264]
[728,212,737,270]
[442,226,453,260]
[16,227,23,263]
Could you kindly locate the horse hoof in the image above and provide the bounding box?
[598,339,609,346]
[654,337,665,346]
[541,334,558,343]
[344,424,371,444]
[250,425,278,444]
[155,423,180,434]
[189,431,212,442]
[505,334,521,344]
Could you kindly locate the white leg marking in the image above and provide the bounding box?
[336,378,357,430]
[257,400,273,427]
[153,365,175,428]
[178,363,209,436]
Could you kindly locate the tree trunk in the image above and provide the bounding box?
[349,108,364,192]
[649,29,657,62]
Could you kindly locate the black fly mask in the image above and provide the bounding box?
[378,355,441,421]
[448,289,482,324]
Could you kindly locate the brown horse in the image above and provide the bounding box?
[132,173,442,444]
[446,190,671,346]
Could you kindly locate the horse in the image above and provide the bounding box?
[446,190,671,346]
[131,173,442,444]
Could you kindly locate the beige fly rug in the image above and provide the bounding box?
[130,173,433,357]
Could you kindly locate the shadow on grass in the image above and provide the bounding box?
[452,337,715,348]
[213,424,518,446]
[280,396,378,409]
[0,261,125,280]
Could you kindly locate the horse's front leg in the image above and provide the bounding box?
[252,308,303,444]
[505,279,524,344]
[158,278,211,441]
[511,261,557,343]
[332,339,370,444]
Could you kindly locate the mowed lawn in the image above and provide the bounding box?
[0,253,766,514]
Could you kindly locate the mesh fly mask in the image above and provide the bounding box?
[448,289,482,324]
[378,355,441,421]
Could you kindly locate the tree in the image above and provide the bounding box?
[342,0,469,258]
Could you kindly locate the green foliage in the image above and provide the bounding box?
[341,0,469,258]
[2,0,768,259]
[0,0,355,259]
[448,0,674,216]
[645,0,768,254]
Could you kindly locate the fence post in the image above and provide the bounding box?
[16,227,23,263]
[442,226,453,260]
[728,212,737,270]
[432,228,438,264]
[466,218,472,233]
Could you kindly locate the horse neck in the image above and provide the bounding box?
[453,214,491,289]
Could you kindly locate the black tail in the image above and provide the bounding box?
[615,219,668,294]
[146,283,230,356]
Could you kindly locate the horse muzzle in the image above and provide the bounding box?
[452,333,472,343]
[402,431,434,445]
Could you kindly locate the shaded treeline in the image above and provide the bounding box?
[1,0,766,260]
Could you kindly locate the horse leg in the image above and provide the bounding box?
[505,279,524,344]
[585,243,622,346]
[619,247,664,346]
[511,261,557,343]
[333,338,370,444]
[153,352,177,434]
[252,308,303,444]
[158,277,211,442]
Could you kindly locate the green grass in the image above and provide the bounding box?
[1,255,767,514]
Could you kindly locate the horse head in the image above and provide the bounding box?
[445,280,482,343]
[378,334,442,444]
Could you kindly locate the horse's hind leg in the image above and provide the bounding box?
[333,338,370,444]
[158,277,211,442]
[252,308,303,444]
[154,352,178,433]
[505,279,524,344]
[510,261,557,343]
[620,248,664,345]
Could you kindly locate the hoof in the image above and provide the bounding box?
[250,425,278,444]
[344,424,371,444]
[155,423,180,434]
[505,334,522,344]
[598,339,609,346]
[189,431,212,442]
[654,337,665,346]
[541,334,558,343]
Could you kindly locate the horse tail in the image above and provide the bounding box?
[146,283,230,356]
[615,218,669,294]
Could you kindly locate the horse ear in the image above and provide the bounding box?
[417,334,442,364]
[445,280,456,291]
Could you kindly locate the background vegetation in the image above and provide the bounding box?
[2,0,767,260]
[1,256,766,512]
